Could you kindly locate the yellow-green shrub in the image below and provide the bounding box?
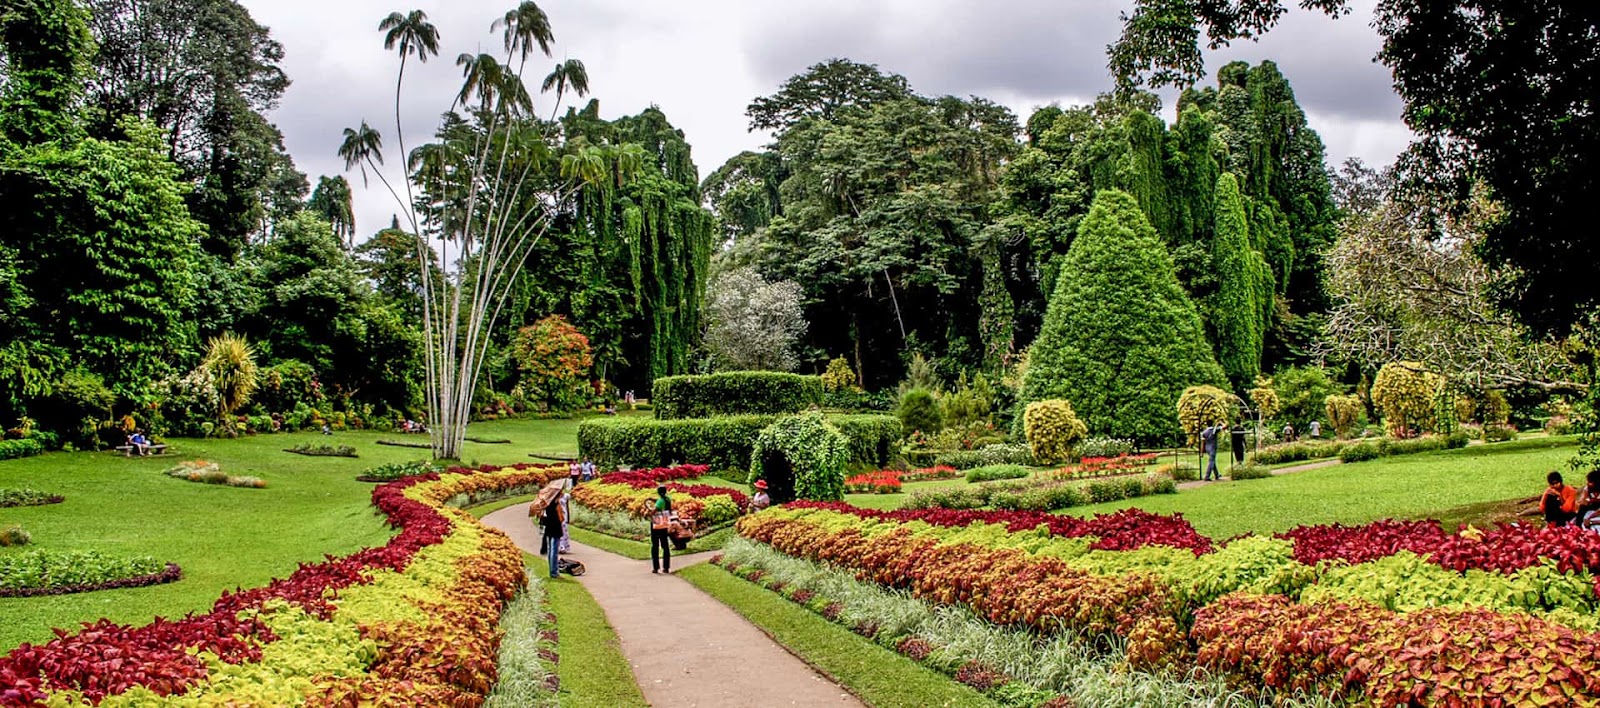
[1022,399,1087,465]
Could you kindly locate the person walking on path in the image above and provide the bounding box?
[1309,420,1321,439]
[1200,423,1223,481]
[651,484,673,574]
[559,479,573,554]
[532,481,567,579]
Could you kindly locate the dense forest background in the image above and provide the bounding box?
[0,0,1589,450]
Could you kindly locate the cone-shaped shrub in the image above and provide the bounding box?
[1020,190,1226,445]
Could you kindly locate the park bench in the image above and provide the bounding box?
[113,444,168,457]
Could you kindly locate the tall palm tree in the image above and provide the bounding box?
[338,120,384,185]
[492,1,553,65]
[379,10,440,231]
[540,58,589,119]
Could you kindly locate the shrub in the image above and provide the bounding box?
[1372,362,1443,435]
[0,549,172,595]
[941,373,997,428]
[1248,439,1349,465]
[1176,386,1231,446]
[933,443,1035,469]
[821,357,858,392]
[201,333,259,430]
[151,367,221,437]
[1076,437,1135,459]
[0,525,30,547]
[1154,462,1199,481]
[1018,190,1226,446]
[1247,379,1282,421]
[0,488,63,507]
[965,464,1031,483]
[1228,462,1272,480]
[284,444,357,457]
[358,460,441,482]
[0,438,45,461]
[1340,442,1382,463]
[896,388,944,436]
[1272,366,1337,430]
[1483,425,1519,442]
[750,413,850,502]
[1023,399,1088,465]
[510,315,594,412]
[821,388,895,412]
[577,413,897,471]
[653,372,823,419]
[1325,394,1362,438]
[254,359,320,414]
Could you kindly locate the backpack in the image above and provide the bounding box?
[557,558,586,576]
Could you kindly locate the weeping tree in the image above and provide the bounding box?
[339,3,630,459]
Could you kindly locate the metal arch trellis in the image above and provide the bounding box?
[1193,393,1261,476]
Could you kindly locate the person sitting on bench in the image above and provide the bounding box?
[127,431,152,457]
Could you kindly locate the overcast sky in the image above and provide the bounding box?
[239,0,1412,238]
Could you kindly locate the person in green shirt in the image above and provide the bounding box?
[651,484,673,573]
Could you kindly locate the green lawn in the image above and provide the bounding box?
[1061,437,1578,538]
[546,573,649,707]
[0,416,618,652]
[679,564,999,708]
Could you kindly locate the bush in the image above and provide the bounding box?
[0,488,63,507]
[1483,425,1519,443]
[1018,190,1226,446]
[1077,437,1136,459]
[1249,439,1349,466]
[254,359,320,414]
[750,413,850,502]
[1372,362,1443,435]
[0,438,45,461]
[284,444,357,457]
[0,525,30,547]
[358,460,440,482]
[821,357,857,392]
[1177,386,1231,446]
[1228,462,1272,480]
[578,414,898,473]
[1324,394,1362,438]
[1154,462,1199,481]
[820,388,895,412]
[510,315,594,412]
[1272,366,1337,430]
[0,549,173,595]
[896,388,944,436]
[933,443,1036,470]
[965,464,1031,483]
[1023,399,1088,465]
[1340,442,1382,463]
[653,372,823,420]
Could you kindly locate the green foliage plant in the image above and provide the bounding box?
[820,357,858,392]
[896,388,944,436]
[577,413,898,471]
[1020,190,1226,445]
[1227,462,1272,480]
[941,372,996,428]
[0,525,30,547]
[0,439,45,461]
[964,464,1031,483]
[201,333,259,432]
[1324,395,1362,438]
[750,412,850,502]
[652,372,823,420]
[1207,173,1275,387]
[1177,386,1231,446]
[1023,399,1088,465]
[1371,362,1443,436]
[1272,366,1336,429]
[1247,378,1281,421]
[0,549,167,592]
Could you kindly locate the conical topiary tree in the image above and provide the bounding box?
[1020,189,1227,445]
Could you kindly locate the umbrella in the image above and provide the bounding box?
[531,479,566,514]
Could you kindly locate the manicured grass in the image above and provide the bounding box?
[544,565,648,708]
[469,493,538,520]
[1062,436,1580,538]
[679,564,1000,708]
[0,417,606,652]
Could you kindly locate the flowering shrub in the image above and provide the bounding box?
[1047,453,1160,480]
[843,470,902,494]
[0,463,564,706]
[571,464,749,526]
[899,465,960,482]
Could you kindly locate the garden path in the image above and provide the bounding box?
[1177,458,1342,490]
[482,507,864,708]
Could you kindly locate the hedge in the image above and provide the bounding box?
[652,372,823,420]
[578,414,899,471]
[0,438,45,461]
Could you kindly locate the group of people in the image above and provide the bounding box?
[1541,470,1600,529]
[1281,420,1321,442]
[533,470,776,578]
[1197,419,1325,480]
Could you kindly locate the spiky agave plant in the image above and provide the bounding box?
[202,333,259,435]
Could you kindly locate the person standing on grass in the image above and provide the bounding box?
[650,484,673,574]
[538,488,566,578]
[1199,423,1222,481]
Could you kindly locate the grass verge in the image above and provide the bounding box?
[544,567,647,708]
[679,564,1000,708]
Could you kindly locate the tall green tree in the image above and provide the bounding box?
[307,175,356,247]
[1111,0,1599,339]
[1207,172,1274,388]
[1019,190,1225,445]
[745,58,912,133]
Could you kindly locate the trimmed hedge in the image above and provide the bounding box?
[0,438,45,461]
[578,414,899,471]
[653,372,823,420]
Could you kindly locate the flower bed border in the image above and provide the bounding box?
[0,562,182,598]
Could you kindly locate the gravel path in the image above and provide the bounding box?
[1177,458,1342,490]
[482,506,863,708]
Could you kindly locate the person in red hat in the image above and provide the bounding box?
[751,479,771,511]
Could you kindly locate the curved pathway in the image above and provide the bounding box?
[482,506,863,708]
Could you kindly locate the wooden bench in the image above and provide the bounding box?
[114,444,168,457]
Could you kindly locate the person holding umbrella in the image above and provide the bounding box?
[531,480,567,579]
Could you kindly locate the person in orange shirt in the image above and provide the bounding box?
[1541,471,1579,527]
